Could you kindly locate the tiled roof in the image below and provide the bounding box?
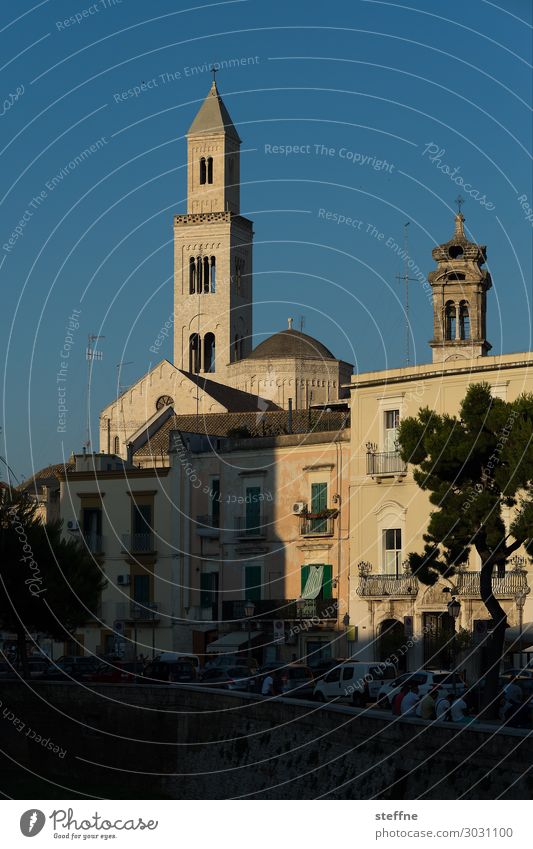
[134,409,349,458]
[18,461,75,493]
[176,370,280,413]
[187,81,241,142]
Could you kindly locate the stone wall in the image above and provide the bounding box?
[0,683,531,799]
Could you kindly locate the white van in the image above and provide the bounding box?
[313,661,396,706]
[157,652,201,674]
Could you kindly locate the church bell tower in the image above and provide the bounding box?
[173,80,253,378]
[428,212,492,363]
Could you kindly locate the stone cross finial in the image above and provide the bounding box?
[288,317,293,330]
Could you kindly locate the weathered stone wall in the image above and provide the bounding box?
[1,683,531,799]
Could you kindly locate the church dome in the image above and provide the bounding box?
[248,327,336,361]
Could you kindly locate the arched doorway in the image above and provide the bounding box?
[423,612,455,668]
[378,619,406,671]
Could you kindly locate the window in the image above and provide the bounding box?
[325,666,341,683]
[200,571,219,613]
[310,481,327,532]
[384,410,400,452]
[342,667,354,681]
[459,301,470,340]
[199,157,206,185]
[82,507,101,551]
[196,256,203,291]
[189,257,196,293]
[207,156,213,184]
[244,564,262,601]
[245,486,261,532]
[203,333,216,373]
[210,256,216,292]
[133,574,150,605]
[189,333,201,373]
[300,564,333,599]
[210,478,220,527]
[113,436,120,454]
[445,301,456,340]
[383,529,402,576]
[132,503,153,552]
[203,256,210,293]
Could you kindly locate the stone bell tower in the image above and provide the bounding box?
[173,80,253,379]
[428,212,492,363]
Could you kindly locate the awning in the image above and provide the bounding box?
[206,631,250,654]
[299,564,324,600]
[504,622,533,648]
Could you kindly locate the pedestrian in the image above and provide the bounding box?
[392,684,410,716]
[400,684,420,716]
[418,686,438,720]
[261,672,274,695]
[435,690,451,720]
[450,694,469,722]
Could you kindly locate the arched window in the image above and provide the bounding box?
[210,256,216,292]
[204,333,216,373]
[445,301,456,340]
[196,256,203,292]
[199,157,207,185]
[189,333,201,373]
[203,256,210,293]
[207,156,213,184]
[448,245,464,260]
[113,436,120,455]
[189,257,196,294]
[459,301,470,340]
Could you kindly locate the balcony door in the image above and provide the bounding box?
[245,486,261,533]
[384,409,400,452]
[244,564,262,601]
[310,482,327,533]
[201,572,219,619]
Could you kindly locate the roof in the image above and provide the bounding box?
[134,409,349,458]
[248,329,336,361]
[18,461,75,494]
[187,81,241,142]
[177,370,279,412]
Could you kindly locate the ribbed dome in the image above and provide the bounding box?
[248,329,335,361]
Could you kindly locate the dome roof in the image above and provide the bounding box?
[248,328,336,361]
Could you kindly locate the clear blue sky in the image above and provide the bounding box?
[1,0,531,482]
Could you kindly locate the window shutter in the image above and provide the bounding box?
[322,565,333,599]
[245,565,262,601]
[311,482,327,512]
[300,564,310,594]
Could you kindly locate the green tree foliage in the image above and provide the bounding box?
[397,383,533,715]
[0,488,106,675]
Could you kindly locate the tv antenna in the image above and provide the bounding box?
[395,222,417,367]
[299,315,305,333]
[85,334,105,450]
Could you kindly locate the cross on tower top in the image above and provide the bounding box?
[210,65,218,83]
[455,194,465,214]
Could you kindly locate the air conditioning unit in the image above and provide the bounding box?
[66,519,80,532]
[292,502,307,515]
[117,575,131,586]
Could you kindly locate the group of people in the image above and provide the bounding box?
[391,683,472,723]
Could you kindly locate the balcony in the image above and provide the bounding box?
[457,570,529,598]
[82,533,104,554]
[195,514,220,539]
[366,450,407,478]
[221,598,338,621]
[121,533,155,554]
[357,573,419,598]
[234,514,268,540]
[115,601,160,622]
[299,515,335,537]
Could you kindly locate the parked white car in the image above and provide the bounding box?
[377,669,466,706]
[313,661,397,706]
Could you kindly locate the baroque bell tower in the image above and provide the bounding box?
[173,80,253,379]
[428,211,492,363]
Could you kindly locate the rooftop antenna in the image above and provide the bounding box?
[395,222,417,367]
[299,315,305,333]
[116,360,134,397]
[85,334,105,450]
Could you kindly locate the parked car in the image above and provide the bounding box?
[157,652,201,675]
[199,666,252,691]
[142,659,197,684]
[41,659,99,681]
[204,654,258,674]
[314,661,397,706]
[377,669,466,706]
[250,663,315,698]
[87,661,140,684]
[307,657,347,681]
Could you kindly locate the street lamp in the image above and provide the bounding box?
[448,596,461,696]
[515,590,527,671]
[243,600,255,659]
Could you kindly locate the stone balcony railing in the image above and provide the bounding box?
[356,569,529,599]
[456,570,529,597]
[356,573,419,598]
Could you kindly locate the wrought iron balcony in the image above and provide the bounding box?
[299,515,335,537]
[195,514,220,538]
[234,514,268,539]
[115,601,160,622]
[457,570,529,598]
[121,532,155,554]
[356,573,419,597]
[221,598,338,621]
[366,450,407,477]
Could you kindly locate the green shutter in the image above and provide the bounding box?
[245,565,262,601]
[300,564,310,594]
[311,482,327,512]
[245,486,261,530]
[322,565,333,599]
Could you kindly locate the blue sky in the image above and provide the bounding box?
[1,0,531,481]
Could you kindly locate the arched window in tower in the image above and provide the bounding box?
[207,156,213,184]
[445,301,456,340]
[189,333,201,373]
[203,256,210,293]
[204,333,216,373]
[189,257,196,294]
[113,436,120,454]
[448,245,464,260]
[459,301,470,340]
[196,256,203,292]
[210,256,216,292]
[199,157,207,185]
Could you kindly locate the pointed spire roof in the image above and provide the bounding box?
[187,81,241,142]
